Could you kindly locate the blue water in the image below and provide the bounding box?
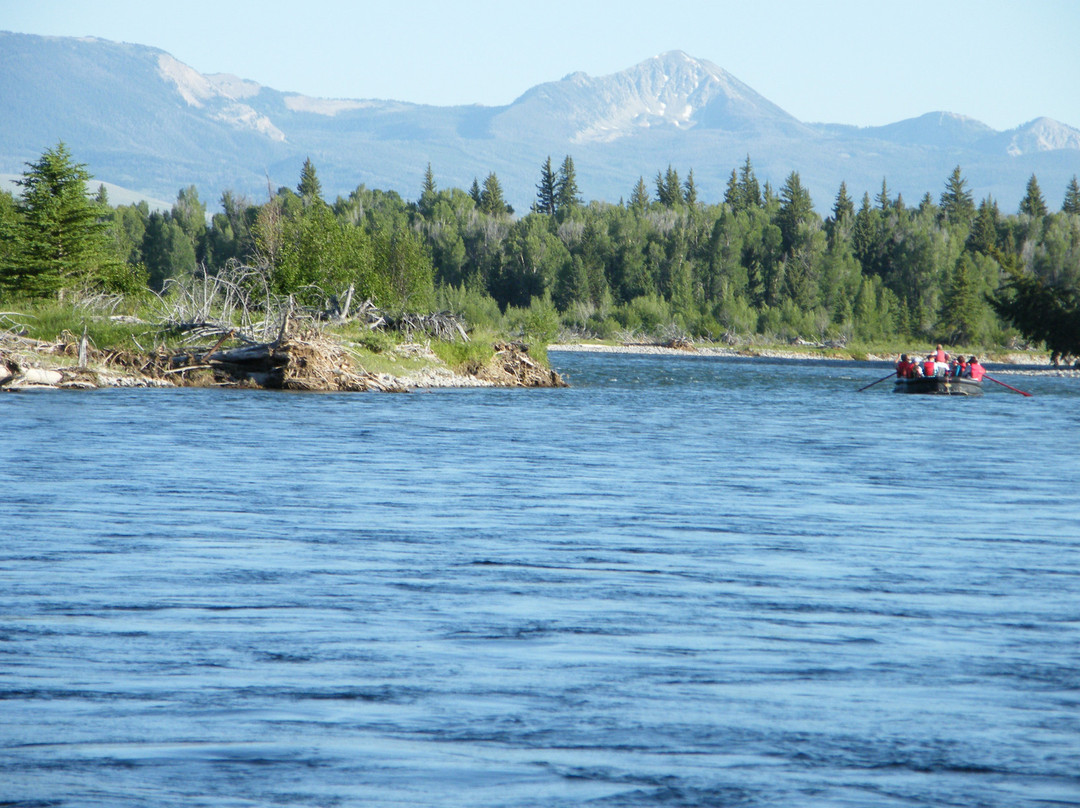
[2,353,1079,808]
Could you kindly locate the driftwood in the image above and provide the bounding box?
[194,330,406,392]
[474,342,568,388]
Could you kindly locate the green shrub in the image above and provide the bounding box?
[430,336,495,371]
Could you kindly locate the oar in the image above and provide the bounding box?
[857,371,896,392]
[983,374,1033,397]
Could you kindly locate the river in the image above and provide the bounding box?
[2,352,1078,807]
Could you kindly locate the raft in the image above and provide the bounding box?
[894,376,983,396]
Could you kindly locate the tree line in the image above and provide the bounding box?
[3,142,1080,354]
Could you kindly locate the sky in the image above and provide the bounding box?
[3,0,1079,130]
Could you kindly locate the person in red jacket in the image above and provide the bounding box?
[895,354,913,378]
[967,356,985,381]
[935,344,949,363]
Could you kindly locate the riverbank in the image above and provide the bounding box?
[0,328,566,392]
[5,329,1072,392]
[547,341,1075,375]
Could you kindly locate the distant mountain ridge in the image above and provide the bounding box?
[1,31,1078,212]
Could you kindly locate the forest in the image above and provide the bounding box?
[3,143,1080,356]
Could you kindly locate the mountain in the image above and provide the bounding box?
[2,31,1078,213]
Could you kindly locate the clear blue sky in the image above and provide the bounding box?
[3,0,1078,130]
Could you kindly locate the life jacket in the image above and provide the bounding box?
[923,360,935,377]
[935,348,948,363]
[969,362,985,381]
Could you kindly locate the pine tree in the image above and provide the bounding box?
[683,169,698,207]
[940,165,975,226]
[469,178,482,207]
[554,155,582,214]
[737,155,761,209]
[875,178,891,212]
[723,169,740,211]
[777,171,814,255]
[940,253,984,343]
[851,193,879,273]
[629,177,650,212]
[1019,174,1048,217]
[967,197,1000,254]
[0,190,20,279]
[419,163,438,216]
[479,172,508,216]
[990,248,1080,356]
[654,170,669,206]
[1062,175,1080,215]
[654,165,681,207]
[826,182,854,248]
[3,142,120,297]
[297,157,323,206]
[918,192,936,217]
[534,156,557,215]
[832,182,854,223]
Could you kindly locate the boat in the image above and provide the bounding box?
[893,375,983,395]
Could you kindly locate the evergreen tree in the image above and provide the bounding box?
[479,172,509,216]
[419,163,438,216]
[534,156,557,215]
[554,155,582,214]
[990,248,1080,356]
[683,169,698,208]
[826,182,854,248]
[967,197,1000,254]
[297,157,323,206]
[777,171,814,256]
[629,177,650,212]
[469,178,482,207]
[0,190,20,279]
[1019,174,1048,217]
[737,155,761,210]
[3,142,120,297]
[875,178,891,212]
[762,181,776,208]
[832,182,854,223]
[654,166,682,207]
[940,253,984,343]
[723,169,740,210]
[851,193,880,273]
[918,192,936,217]
[940,165,975,226]
[1063,175,1080,215]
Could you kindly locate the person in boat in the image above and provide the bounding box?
[952,356,967,377]
[967,356,985,381]
[895,354,914,378]
[935,344,949,363]
[922,355,937,377]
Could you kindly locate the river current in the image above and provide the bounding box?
[2,352,1079,807]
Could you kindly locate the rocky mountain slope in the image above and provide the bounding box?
[2,31,1077,212]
